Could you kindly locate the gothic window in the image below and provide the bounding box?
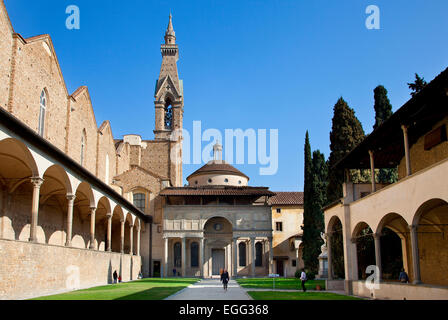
[174,242,182,268]
[133,193,146,212]
[38,90,47,136]
[80,130,86,166]
[191,242,199,268]
[255,242,263,267]
[239,242,247,267]
[164,98,173,130]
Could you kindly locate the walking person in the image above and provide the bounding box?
[113,270,118,284]
[300,269,307,292]
[221,269,230,292]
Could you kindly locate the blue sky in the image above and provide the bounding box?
[5,0,448,191]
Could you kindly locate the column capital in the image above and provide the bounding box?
[30,177,44,188]
[106,212,112,218]
[129,223,134,228]
[66,194,76,202]
[401,124,408,132]
[408,224,418,232]
[373,233,381,240]
[368,150,374,156]
[89,207,97,214]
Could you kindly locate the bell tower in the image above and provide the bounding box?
[154,14,184,141]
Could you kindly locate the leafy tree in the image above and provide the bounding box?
[326,98,366,204]
[373,85,398,183]
[408,73,427,97]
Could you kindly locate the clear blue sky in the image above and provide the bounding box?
[5,0,448,191]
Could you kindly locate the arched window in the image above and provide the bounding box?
[38,90,47,136]
[255,242,263,267]
[239,242,247,267]
[133,193,146,212]
[164,98,173,130]
[80,130,86,166]
[174,242,182,268]
[191,242,199,268]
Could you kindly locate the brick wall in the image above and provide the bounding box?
[10,38,68,151]
[67,88,99,175]
[0,1,12,110]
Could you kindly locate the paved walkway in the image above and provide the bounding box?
[165,279,252,300]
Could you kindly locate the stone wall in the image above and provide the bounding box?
[398,117,448,179]
[67,88,99,175]
[352,281,448,300]
[0,0,12,110]
[0,239,142,300]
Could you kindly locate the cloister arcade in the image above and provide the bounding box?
[0,134,145,256]
[325,196,448,287]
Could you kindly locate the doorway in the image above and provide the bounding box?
[276,260,284,276]
[212,249,225,276]
[153,261,161,278]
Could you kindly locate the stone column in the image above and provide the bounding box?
[200,238,205,278]
[250,237,256,277]
[373,233,382,281]
[29,177,44,243]
[327,233,333,280]
[106,213,112,252]
[136,226,141,256]
[409,225,421,284]
[65,194,76,247]
[233,237,238,277]
[402,125,412,176]
[129,223,134,255]
[89,207,96,250]
[268,237,273,275]
[181,237,187,277]
[369,150,376,193]
[120,220,125,254]
[164,237,169,278]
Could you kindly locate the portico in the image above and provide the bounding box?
[160,144,275,278]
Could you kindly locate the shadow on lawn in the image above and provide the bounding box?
[114,286,188,300]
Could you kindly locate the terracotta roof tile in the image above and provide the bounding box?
[269,192,304,205]
[160,186,275,197]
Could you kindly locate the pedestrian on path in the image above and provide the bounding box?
[113,270,118,284]
[300,269,307,292]
[221,269,230,291]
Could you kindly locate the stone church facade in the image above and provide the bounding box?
[0,1,182,299]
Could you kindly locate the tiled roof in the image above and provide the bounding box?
[269,192,304,205]
[160,186,275,197]
[187,161,250,180]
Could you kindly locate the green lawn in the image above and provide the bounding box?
[31,278,199,300]
[237,278,326,290]
[248,291,363,300]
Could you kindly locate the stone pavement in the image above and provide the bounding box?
[165,279,252,300]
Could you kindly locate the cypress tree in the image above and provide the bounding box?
[326,98,366,204]
[373,85,393,130]
[302,132,328,276]
[373,85,398,183]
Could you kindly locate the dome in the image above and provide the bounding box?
[186,160,250,187]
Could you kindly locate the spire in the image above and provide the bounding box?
[165,14,176,45]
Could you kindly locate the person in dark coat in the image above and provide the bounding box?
[221,269,230,291]
[113,270,118,284]
[399,269,409,283]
